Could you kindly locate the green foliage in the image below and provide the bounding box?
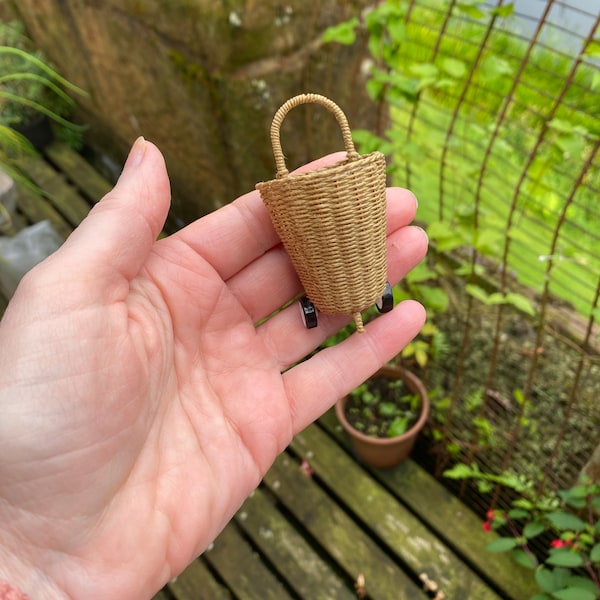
[322,18,359,46]
[347,378,420,438]
[445,465,600,599]
[0,21,86,178]
[324,0,600,317]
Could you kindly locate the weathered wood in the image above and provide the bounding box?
[12,0,383,221]
[264,453,426,600]
[320,410,540,599]
[203,522,292,600]
[292,423,502,600]
[13,186,73,240]
[236,487,355,600]
[166,558,231,600]
[16,154,91,226]
[45,142,113,203]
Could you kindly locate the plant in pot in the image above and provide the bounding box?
[336,364,430,468]
[0,21,85,177]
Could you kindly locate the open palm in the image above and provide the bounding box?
[0,139,427,599]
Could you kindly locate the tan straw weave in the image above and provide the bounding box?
[256,93,388,332]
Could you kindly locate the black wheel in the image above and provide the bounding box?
[375,281,393,313]
[299,296,318,329]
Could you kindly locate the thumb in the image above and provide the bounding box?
[60,137,171,280]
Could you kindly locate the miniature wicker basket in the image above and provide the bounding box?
[256,94,388,332]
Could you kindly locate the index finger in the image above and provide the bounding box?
[174,153,348,281]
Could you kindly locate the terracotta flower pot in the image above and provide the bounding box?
[335,365,429,468]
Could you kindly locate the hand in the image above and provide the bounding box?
[0,138,427,599]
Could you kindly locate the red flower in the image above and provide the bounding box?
[486,509,496,521]
[483,521,492,532]
[551,539,567,548]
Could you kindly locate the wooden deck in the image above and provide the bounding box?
[2,144,538,599]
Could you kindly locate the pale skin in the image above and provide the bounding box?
[0,138,427,599]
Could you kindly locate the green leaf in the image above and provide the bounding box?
[486,537,519,553]
[378,402,400,417]
[546,512,586,532]
[563,576,599,597]
[523,521,545,539]
[443,463,478,479]
[456,3,485,19]
[387,416,409,437]
[546,550,584,568]
[426,220,465,250]
[441,58,467,78]
[505,293,536,316]
[548,119,575,135]
[551,588,596,600]
[486,292,505,305]
[535,566,558,593]
[466,284,490,304]
[322,18,359,45]
[512,548,537,569]
[508,508,530,520]
[409,62,439,79]
[490,4,514,18]
[404,261,437,283]
[583,39,600,58]
[590,543,600,562]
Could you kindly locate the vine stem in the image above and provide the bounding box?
[506,518,539,569]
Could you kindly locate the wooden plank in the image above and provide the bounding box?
[14,186,73,240]
[167,558,231,600]
[45,142,113,203]
[17,154,91,227]
[292,423,502,600]
[203,521,292,600]
[236,488,355,600]
[319,410,539,599]
[264,453,426,600]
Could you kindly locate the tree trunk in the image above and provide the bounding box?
[8,0,382,223]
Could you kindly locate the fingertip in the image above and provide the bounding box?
[59,138,171,280]
[386,188,419,232]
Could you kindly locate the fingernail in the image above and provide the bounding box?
[416,225,428,242]
[125,136,147,169]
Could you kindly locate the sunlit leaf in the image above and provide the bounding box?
[322,18,359,45]
[442,57,467,78]
[490,4,514,18]
[486,537,519,552]
[546,512,586,532]
[546,550,584,568]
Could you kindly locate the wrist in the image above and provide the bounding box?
[0,537,69,600]
[0,580,30,599]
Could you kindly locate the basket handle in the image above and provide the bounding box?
[270,93,359,178]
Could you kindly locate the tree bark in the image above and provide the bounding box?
[8,0,382,222]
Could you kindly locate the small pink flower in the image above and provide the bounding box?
[486,509,496,521]
[299,459,315,477]
[551,539,566,548]
[483,521,492,532]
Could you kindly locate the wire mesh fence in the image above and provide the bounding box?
[330,0,600,517]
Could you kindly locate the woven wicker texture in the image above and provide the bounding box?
[256,94,388,332]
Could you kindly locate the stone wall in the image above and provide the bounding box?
[7,0,381,222]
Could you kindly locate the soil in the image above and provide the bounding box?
[344,377,420,439]
[407,275,600,514]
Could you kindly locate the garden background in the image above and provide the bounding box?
[3,0,599,548]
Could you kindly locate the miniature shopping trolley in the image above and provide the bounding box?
[256,93,393,333]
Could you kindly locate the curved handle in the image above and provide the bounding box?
[270,93,359,178]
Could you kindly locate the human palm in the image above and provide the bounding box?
[0,139,427,599]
